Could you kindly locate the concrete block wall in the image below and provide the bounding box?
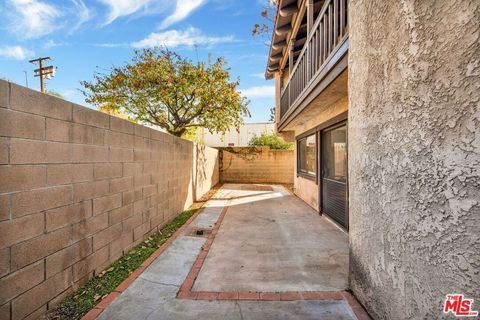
[220,146,294,184]
[0,80,219,320]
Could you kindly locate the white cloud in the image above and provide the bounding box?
[131,27,234,49]
[95,43,128,48]
[250,72,266,79]
[240,85,275,98]
[160,0,205,29]
[58,89,77,99]
[43,40,62,49]
[99,0,156,25]
[0,46,34,60]
[5,0,62,39]
[70,0,92,32]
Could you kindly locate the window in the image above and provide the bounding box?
[322,125,347,183]
[298,134,316,177]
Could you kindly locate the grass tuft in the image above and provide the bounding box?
[46,208,198,320]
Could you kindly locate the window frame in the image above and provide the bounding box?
[296,132,317,181]
[295,111,348,184]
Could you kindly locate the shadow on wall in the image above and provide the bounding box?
[219,146,294,184]
[191,144,220,204]
[0,80,220,320]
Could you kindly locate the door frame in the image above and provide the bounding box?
[294,111,348,229]
[319,120,349,231]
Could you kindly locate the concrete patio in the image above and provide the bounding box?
[96,184,366,320]
[193,184,349,292]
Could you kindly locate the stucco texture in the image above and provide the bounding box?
[348,1,479,319]
[291,95,348,211]
[295,175,318,211]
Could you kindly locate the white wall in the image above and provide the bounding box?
[198,123,275,147]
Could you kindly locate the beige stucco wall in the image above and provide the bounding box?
[291,95,348,212]
[295,175,318,210]
[291,96,348,134]
[220,146,294,184]
[0,80,219,320]
[348,1,480,319]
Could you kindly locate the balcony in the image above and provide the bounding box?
[279,0,349,129]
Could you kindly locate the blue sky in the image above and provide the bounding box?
[0,0,274,122]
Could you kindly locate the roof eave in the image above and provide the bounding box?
[264,0,282,80]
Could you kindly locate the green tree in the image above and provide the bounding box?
[269,106,275,122]
[249,132,293,150]
[81,48,250,137]
[99,105,136,123]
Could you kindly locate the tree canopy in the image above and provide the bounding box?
[81,48,250,137]
[249,133,293,150]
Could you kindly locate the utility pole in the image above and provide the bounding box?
[29,57,56,93]
[23,71,28,88]
[194,44,199,63]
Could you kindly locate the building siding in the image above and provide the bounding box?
[348,0,480,319]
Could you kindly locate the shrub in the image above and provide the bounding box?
[248,132,293,150]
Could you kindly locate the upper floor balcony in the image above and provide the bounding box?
[266,0,349,131]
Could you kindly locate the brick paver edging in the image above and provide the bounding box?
[176,201,371,320]
[81,205,207,320]
[82,188,371,320]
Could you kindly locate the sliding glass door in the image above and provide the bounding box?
[321,123,348,230]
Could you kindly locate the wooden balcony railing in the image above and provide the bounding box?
[280,0,349,121]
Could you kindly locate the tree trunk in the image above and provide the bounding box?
[168,128,186,137]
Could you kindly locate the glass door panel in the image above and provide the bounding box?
[321,123,348,230]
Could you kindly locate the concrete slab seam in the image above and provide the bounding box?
[176,191,371,320]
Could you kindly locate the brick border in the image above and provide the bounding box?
[176,202,371,320]
[81,205,207,320]
[82,186,370,320]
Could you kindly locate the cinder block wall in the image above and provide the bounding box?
[0,80,219,320]
[348,1,479,319]
[220,146,293,184]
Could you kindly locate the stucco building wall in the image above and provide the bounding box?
[294,175,318,210]
[0,81,219,320]
[291,96,348,211]
[348,1,480,319]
